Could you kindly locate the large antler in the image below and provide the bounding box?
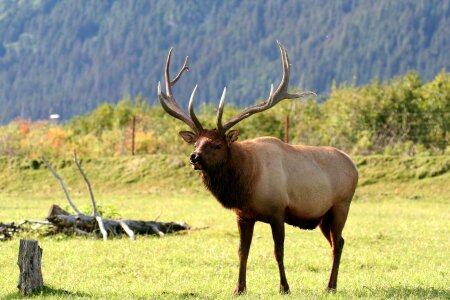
[158,48,203,133]
[217,41,316,134]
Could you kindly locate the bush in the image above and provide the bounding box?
[0,72,448,158]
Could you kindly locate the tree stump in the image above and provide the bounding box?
[17,239,44,295]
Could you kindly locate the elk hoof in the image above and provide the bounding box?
[280,284,290,294]
[232,286,246,296]
[326,287,337,293]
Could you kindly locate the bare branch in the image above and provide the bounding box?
[149,224,165,237]
[73,150,98,216]
[153,211,162,222]
[96,216,108,241]
[119,220,136,240]
[190,226,210,231]
[42,157,81,215]
[18,220,53,227]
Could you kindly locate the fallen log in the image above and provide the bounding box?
[0,222,20,241]
[46,204,189,239]
[2,153,191,242]
[38,153,190,240]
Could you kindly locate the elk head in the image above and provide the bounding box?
[157,42,315,172]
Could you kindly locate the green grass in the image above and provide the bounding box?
[1,154,450,196]
[0,155,449,299]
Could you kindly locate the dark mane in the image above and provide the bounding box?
[200,148,252,209]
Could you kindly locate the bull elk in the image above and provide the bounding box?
[157,42,358,295]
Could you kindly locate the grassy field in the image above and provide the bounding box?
[0,156,449,299]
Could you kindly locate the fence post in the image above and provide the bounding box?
[131,116,136,156]
[284,115,289,144]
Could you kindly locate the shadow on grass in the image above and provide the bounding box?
[290,286,449,299]
[3,285,91,299]
[352,285,449,299]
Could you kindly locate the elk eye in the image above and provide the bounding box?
[214,144,222,150]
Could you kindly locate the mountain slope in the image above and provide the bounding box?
[0,0,448,123]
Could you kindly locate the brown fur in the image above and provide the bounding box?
[184,130,358,294]
[194,130,257,209]
[200,153,253,209]
[159,43,357,294]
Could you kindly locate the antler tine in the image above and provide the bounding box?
[216,87,227,133]
[158,82,196,131]
[220,42,316,133]
[188,85,204,131]
[171,55,189,86]
[158,48,203,133]
[163,48,187,111]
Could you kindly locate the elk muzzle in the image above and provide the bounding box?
[190,152,203,170]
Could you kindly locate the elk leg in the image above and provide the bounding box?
[319,210,332,246]
[270,218,290,294]
[327,206,349,291]
[233,217,255,296]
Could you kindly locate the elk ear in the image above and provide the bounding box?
[179,131,197,144]
[226,129,239,145]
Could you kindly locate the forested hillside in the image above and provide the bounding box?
[0,0,449,123]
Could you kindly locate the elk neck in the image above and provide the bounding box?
[200,142,256,210]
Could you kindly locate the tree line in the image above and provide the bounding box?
[0,0,449,123]
[0,71,448,159]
